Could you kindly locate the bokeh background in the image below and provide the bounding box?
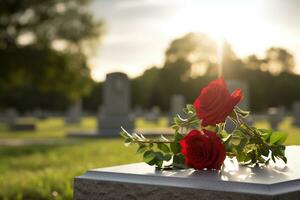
[1,0,300,199]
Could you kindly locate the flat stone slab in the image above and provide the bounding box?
[66,128,174,138]
[74,146,300,200]
[9,123,36,131]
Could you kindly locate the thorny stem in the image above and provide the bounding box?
[135,140,175,144]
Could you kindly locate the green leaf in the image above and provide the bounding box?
[143,151,156,164]
[260,145,269,157]
[280,156,287,164]
[186,104,195,112]
[157,143,170,153]
[136,145,147,154]
[164,154,172,161]
[234,107,250,118]
[124,138,132,146]
[258,129,273,141]
[172,154,185,169]
[120,131,129,139]
[155,160,163,169]
[231,136,241,146]
[270,131,288,145]
[236,153,246,162]
[170,142,181,154]
[174,132,184,141]
[159,135,169,142]
[120,127,132,138]
[154,152,164,161]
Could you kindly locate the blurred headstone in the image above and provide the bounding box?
[65,99,82,124]
[5,108,17,126]
[145,106,161,123]
[170,94,186,117]
[278,105,286,121]
[267,107,281,130]
[5,108,36,131]
[169,94,186,125]
[98,72,134,136]
[132,106,144,118]
[33,109,48,120]
[225,79,251,133]
[292,101,300,127]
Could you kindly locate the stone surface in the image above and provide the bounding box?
[74,146,300,200]
[98,72,134,136]
[5,109,36,131]
[5,108,17,126]
[267,107,282,130]
[65,99,82,124]
[67,72,134,138]
[293,101,300,126]
[144,106,161,123]
[170,94,186,117]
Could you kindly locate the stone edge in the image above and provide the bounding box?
[74,168,300,196]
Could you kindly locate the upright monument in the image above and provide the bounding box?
[98,72,134,136]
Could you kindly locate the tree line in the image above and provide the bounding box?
[1,1,300,113]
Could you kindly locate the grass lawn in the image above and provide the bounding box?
[0,116,299,200]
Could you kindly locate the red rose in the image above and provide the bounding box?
[193,78,243,126]
[180,129,226,170]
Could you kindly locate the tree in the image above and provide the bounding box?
[165,33,217,78]
[0,0,102,110]
[265,47,295,75]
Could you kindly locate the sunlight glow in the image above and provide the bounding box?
[90,0,300,81]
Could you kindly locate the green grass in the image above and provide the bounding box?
[0,139,140,200]
[0,116,300,200]
[254,117,300,145]
[0,117,96,139]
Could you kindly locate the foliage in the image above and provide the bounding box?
[121,105,287,169]
[221,107,287,165]
[0,0,102,108]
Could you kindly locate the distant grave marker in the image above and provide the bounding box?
[144,106,161,123]
[5,108,36,131]
[267,107,281,130]
[65,99,82,124]
[98,72,134,136]
[292,101,300,127]
[67,72,134,137]
[169,94,186,125]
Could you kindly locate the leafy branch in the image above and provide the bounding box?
[223,107,287,165]
[120,104,197,169]
[120,104,288,169]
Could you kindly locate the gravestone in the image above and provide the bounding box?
[169,94,186,125]
[170,94,186,116]
[65,99,82,124]
[144,106,161,123]
[66,72,134,137]
[132,106,144,118]
[5,108,17,126]
[5,108,36,131]
[267,107,281,130]
[225,79,251,132]
[98,72,134,136]
[292,101,300,127]
[33,109,48,120]
[74,146,300,200]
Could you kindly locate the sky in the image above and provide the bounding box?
[89,0,300,81]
